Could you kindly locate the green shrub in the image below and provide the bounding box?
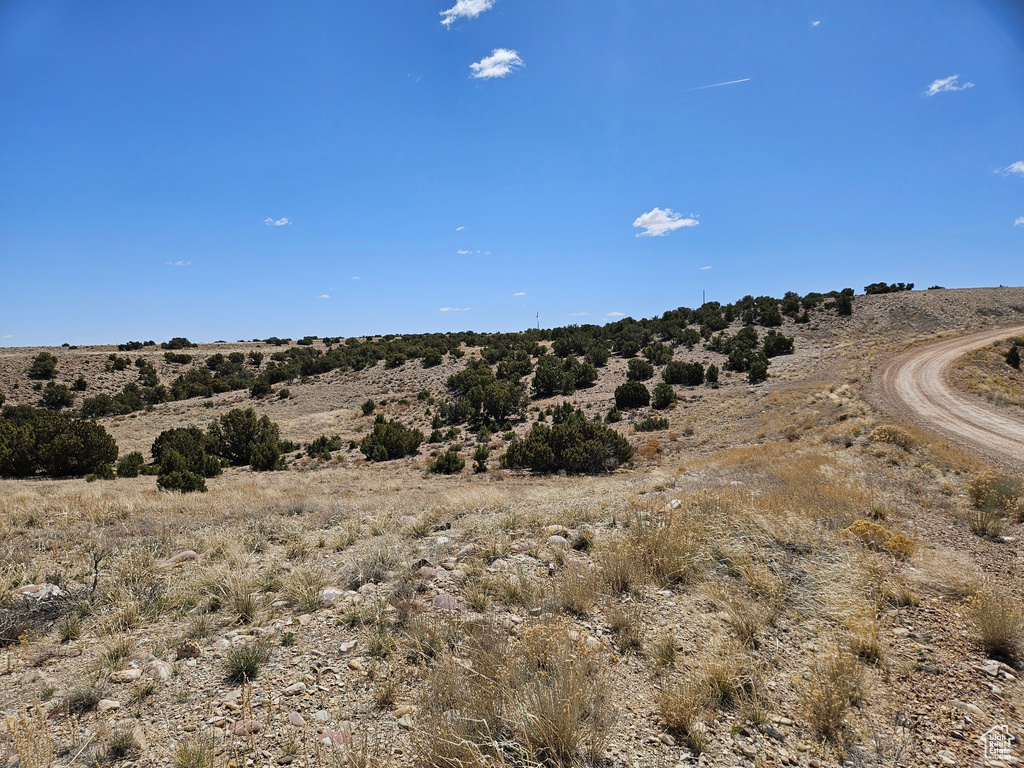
[0,405,118,478]
[307,434,342,460]
[605,407,622,423]
[151,427,222,477]
[72,376,88,392]
[360,418,424,461]
[763,331,794,358]
[117,452,145,478]
[429,448,465,474]
[1008,346,1021,370]
[501,407,633,474]
[250,439,282,471]
[422,348,443,367]
[41,382,74,410]
[206,408,281,466]
[157,452,208,493]
[277,388,290,400]
[250,379,271,398]
[614,381,650,410]
[663,360,703,386]
[706,364,719,385]
[532,356,577,397]
[473,445,490,473]
[651,383,676,410]
[748,358,769,384]
[28,352,58,380]
[362,399,376,416]
[642,342,673,365]
[635,417,670,432]
[161,337,196,350]
[626,359,654,382]
[164,352,193,364]
[585,346,609,367]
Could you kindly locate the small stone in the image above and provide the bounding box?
[418,566,443,580]
[283,682,307,696]
[110,668,142,683]
[659,733,676,746]
[145,660,173,681]
[348,659,364,671]
[287,712,305,727]
[320,730,352,747]
[313,710,331,722]
[937,750,956,765]
[298,614,313,626]
[432,594,463,611]
[339,640,358,653]
[176,640,201,660]
[161,550,198,566]
[392,705,416,718]
[277,757,295,765]
[319,587,345,606]
[398,714,414,730]
[230,719,262,736]
[546,535,569,549]
[97,699,121,713]
[212,638,230,651]
[435,536,450,546]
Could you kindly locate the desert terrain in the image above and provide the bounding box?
[2,286,1024,768]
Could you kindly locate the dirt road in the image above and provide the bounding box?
[874,325,1024,471]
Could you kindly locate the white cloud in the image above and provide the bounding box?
[166,260,191,266]
[440,0,494,27]
[455,225,465,231]
[925,74,974,97]
[470,48,523,80]
[264,217,291,226]
[1002,161,1024,177]
[514,291,525,296]
[317,294,330,299]
[439,307,471,312]
[1,334,12,339]
[633,207,700,237]
[812,20,820,26]
[351,276,361,280]
[700,265,713,270]
[1015,217,1024,227]
[567,312,588,317]
[606,311,624,317]
[457,249,470,255]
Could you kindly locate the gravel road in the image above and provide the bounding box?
[873,325,1024,471]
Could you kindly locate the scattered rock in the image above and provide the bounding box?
[110,668,142,683]
[161,550,198,566]
[283,682,307,696]
[230,720,262,736]
[287,712,305,727]
[339,640,358,653]
[319,587,345,606]
[320,730,352,747]
[397,714,414,730]
[432,594,463,611]
[546,535,569,549]
[97,699,121,713]
[145,660,173,681]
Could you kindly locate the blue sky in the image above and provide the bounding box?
[1,0,1022,346]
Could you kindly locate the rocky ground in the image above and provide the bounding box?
[1,287,1024,768]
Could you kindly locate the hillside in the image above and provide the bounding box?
[1,286,1024,768]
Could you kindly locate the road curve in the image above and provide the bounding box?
[873,325,1024,471]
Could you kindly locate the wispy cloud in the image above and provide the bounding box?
[440,307,472,312]
[166,260,192,266]
[351,276,361,281]
[606,311,624,317]
[700,265,713,270]
[441,0,494,27]
[264,217,291,226]
[455,225,465,231]
[683,77,750,92]
[925,74,974,96]
[317,294,330,299]
[514,291,525,296]
[457,249,470,255]
[1001,161,1024,177]
[812,20,820,26]
[633,207,700,237]
[470,48,523,79]
[1,334,12,339]
[567,312,588,317]
[1015,217,1024,227]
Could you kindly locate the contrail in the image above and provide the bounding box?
[683,77,751,92]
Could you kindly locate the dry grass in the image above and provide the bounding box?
[801,644,865,740]
[969,588,1024,663]
[3,705,54,768]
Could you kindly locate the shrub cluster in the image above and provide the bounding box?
[651,383,676,410]
[502,405,634,474]
[864,282,913,295]
[663,360,703,386]
[360,416,424,461]
[532,355,597,397]
[207,408,283,469]
[40,382,75,410]
[307,434,343,460]
[1007,345,1020,370]
[27,352,58,380]
[0,405,118,478]
[614,381,650,410]
[444,359,529,424]
[428,448,465,474]
[635,416,670,432]
[161,337,197,350]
